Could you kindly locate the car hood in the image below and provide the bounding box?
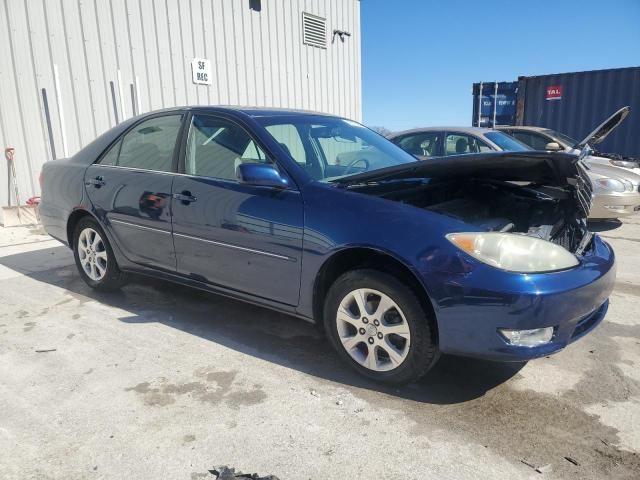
[333,151,595,220]
[332,151,585,187]
[574,106,630,150]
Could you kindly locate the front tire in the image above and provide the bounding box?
[324,269,438,385]
[73,217,128,291]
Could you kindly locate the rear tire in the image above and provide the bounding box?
[73,217,128,291]
[324,269,438,385]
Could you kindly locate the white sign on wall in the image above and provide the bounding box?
[191,58,212,85]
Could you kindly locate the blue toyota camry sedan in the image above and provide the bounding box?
[40,107,615,384]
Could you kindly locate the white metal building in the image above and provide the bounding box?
[0,0,361,206]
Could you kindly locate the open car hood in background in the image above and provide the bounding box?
[332,151,584,187]
[573,106,630,149]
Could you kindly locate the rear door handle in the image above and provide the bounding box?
[173,191,197,204]
[85,176,105,187]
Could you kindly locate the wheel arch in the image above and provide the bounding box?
[312,247,439,344]
[66,209,99,249]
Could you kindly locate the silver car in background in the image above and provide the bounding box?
[387,126,529,159]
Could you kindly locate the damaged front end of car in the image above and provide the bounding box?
[332,149,617,361]
[335,151,595,260]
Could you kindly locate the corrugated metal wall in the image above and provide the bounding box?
[517,67,640,157]
[0,0,362,206]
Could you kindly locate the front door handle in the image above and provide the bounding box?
[173,191,197,204]
[85,175,106,187]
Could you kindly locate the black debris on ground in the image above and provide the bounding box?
[209,466,280,480]
[520,459,536,470]
[520,459,553,474]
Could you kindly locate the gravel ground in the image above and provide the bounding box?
[0,218,639,479]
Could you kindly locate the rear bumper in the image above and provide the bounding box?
[39,204,69,246]
[428,234,615,361]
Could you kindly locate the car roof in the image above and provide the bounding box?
[496,126,550,132]
[187,105,338,119]
[130,105,341,122]
[389,126,495,138]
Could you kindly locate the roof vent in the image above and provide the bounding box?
[302,12,327,49]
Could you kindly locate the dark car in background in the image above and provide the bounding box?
[40,107,614,384]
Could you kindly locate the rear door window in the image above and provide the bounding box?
[394,132,442,157]
[445,133,491,155]
[97,115,183,172]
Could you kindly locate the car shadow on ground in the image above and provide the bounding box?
[0,245,524,405]
[588,219,623,232]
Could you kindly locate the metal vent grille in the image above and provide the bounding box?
[575,161,593,218]
[302,12,327,49]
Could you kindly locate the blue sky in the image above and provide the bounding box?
[361,0,640,130]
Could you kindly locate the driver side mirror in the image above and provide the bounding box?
[545,142,563,151]
[236,163,289,189]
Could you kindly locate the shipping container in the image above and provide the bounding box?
[471,82,518,127]
[472,67,640,157]
[516,67,640,157]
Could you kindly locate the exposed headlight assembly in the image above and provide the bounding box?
[446,232,579,273]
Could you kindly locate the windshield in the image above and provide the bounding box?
[258,116,417,182]
[485,131,531,151]
[544,129,578,147]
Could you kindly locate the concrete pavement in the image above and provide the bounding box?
[0,220,639,479]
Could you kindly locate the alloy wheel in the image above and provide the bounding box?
[78,227,108,282]
[336,288,411,372]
